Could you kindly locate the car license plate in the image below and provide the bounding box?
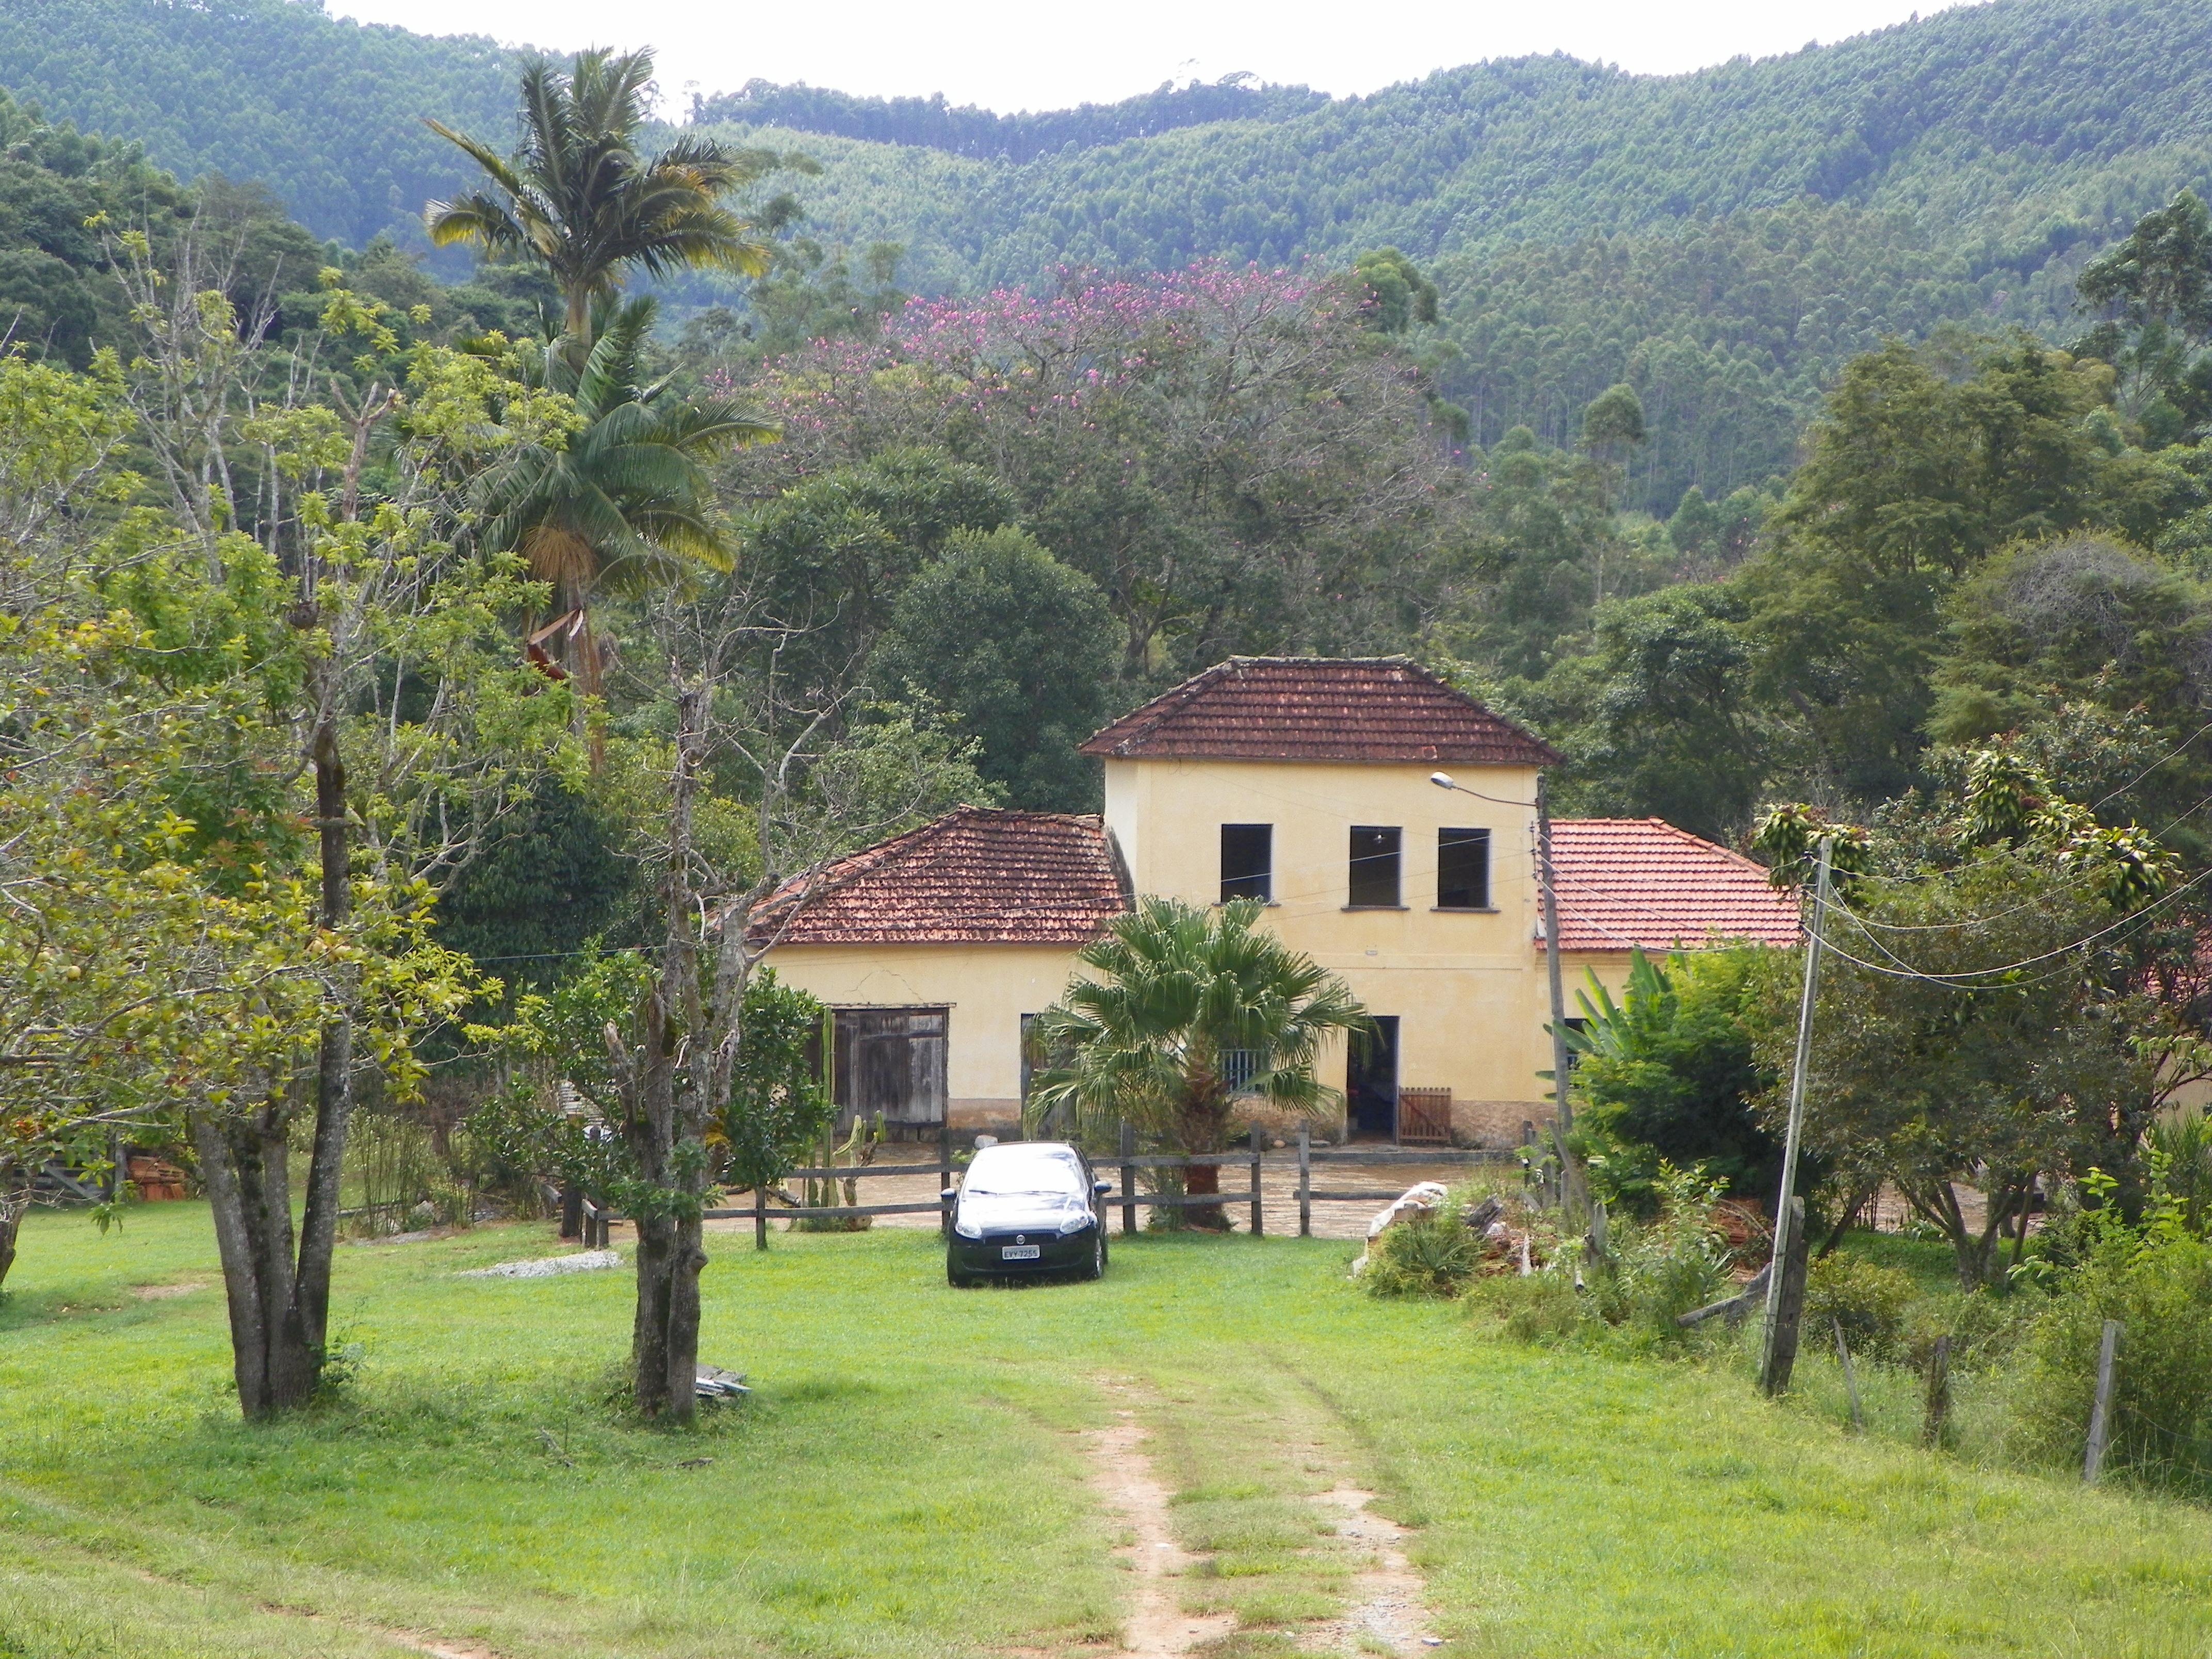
[1000,1244,1042,1261]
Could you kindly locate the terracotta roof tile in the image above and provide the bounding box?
[1079,656,1559,766]
[757,807,1128,947]
[1547,819,1802,953]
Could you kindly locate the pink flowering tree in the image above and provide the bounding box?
[717,261,1476,681]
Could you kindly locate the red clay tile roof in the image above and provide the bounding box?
[1079,657,1559,766]
[1547,819,1802,953]
[755,807,1128,947]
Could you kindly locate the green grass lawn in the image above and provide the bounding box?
[4,1203,2211,1658]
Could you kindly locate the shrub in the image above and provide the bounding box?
[1805,1254,1916,1362]
[1602,1162,1732,1333]
[1363,1210,1480,1298]
[1468,1269,1585,1343]
[2014,1231,2212,1491]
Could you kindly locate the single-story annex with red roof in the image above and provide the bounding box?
[759,657,1800,1146]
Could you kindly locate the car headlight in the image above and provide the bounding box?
[953,1216,982,1239]
[1057,1211,1093,1234]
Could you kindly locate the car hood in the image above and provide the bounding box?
[959,1191,1089,1231]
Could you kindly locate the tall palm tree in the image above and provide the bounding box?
[477,295,775,696]
[426,47,771,355]
[1029,898,1369,1230]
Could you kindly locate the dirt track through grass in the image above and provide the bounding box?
[1084,1378,1236,1657]
[10,1203,2212,1658]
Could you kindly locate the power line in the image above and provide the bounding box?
[1808,862,2212,989]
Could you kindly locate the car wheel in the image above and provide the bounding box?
[948,1253,977,1288]
[1078,1232,1104,1281]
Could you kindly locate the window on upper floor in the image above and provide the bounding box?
[1436,827,1492,909]
[1347,825,1402,907]
[1220,823,1273,902]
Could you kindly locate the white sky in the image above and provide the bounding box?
[329,0,1978,114]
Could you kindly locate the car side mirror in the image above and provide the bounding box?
[1093,1178,1113,1196]
[939,1186,959,1202]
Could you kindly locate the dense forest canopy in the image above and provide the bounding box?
[9,0,2210,513]
[691,74,1333,163]
[0,0,518,249]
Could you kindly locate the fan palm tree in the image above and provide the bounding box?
[426,47,771,356]
[1029,898,1369,1230]
[477,295,775,697]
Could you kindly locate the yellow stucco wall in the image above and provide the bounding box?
[763,761,1659,1146]
[761,942,1082,1130]
[1104,756,1581,1142]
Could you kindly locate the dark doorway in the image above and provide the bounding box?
[832,1007,948,1137]
[1347,1016,1400,1140]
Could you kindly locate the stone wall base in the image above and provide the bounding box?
[1450,1098,1553,1149]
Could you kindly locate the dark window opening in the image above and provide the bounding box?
[1221,823,1273,902]
[1348,825,1402,907]
[1347,1015,1400,1139]
[1560,1016,1589,1077]
[1437,827,1492,909]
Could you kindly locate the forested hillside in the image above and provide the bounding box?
[7,0,2212,508]
[0,0,516,248]
[691,75,1332,162]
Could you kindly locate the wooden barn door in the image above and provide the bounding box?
[832,1008,948,1135]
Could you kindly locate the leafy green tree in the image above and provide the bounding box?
[426,48,774,354]
[1929,535,2212,810]
[1351,247,1438,334]
[1564,947,1781,1212]
[2074,188,2212,435]
[434,780,637,1001]
[1543,583,1771,839]
[1741,333,2157,801]
[718,969,836,1209]
[1030,898,1368,1230]
[867,527,1118,810]
[1582,381,1646,455]
[1667,485,1720,556]
[475,294,774,694]
[742,447,1018,690]
[1756,755,2182,1289]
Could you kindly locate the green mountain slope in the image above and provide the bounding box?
[6,0,2212,509]
[0,0,519,248]
[694,0,2212,284]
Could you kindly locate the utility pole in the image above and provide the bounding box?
[1535,771,1587,1223]
[1761,835,1831,1395]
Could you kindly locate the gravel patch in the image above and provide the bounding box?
[458,1250,621,1279]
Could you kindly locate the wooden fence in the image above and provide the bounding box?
[566,1120,1515,1245]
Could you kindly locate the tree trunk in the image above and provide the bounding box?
[193,1104,321,1416]
[625,679,711,1422]
[195,705,353,1418]
[1183,1154,1228,1231]
[564,285,593,365]
[0,1161,27,1293]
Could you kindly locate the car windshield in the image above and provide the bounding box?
[964,1148,1084,1197]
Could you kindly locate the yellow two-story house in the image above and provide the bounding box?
[759,657,1798,1145]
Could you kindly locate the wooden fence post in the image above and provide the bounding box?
[1119,1120,1137,1238]
[1922,1335,1951,1449]
[1759,1195,1809,1395]
[939,1114,954,1239]
[753,1184,767,1251]
[2085,1318,2121,1484]
[1833,1317,1863,1433]
[1297,1124,1312,1238]
[1249,1125,1264,1237]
